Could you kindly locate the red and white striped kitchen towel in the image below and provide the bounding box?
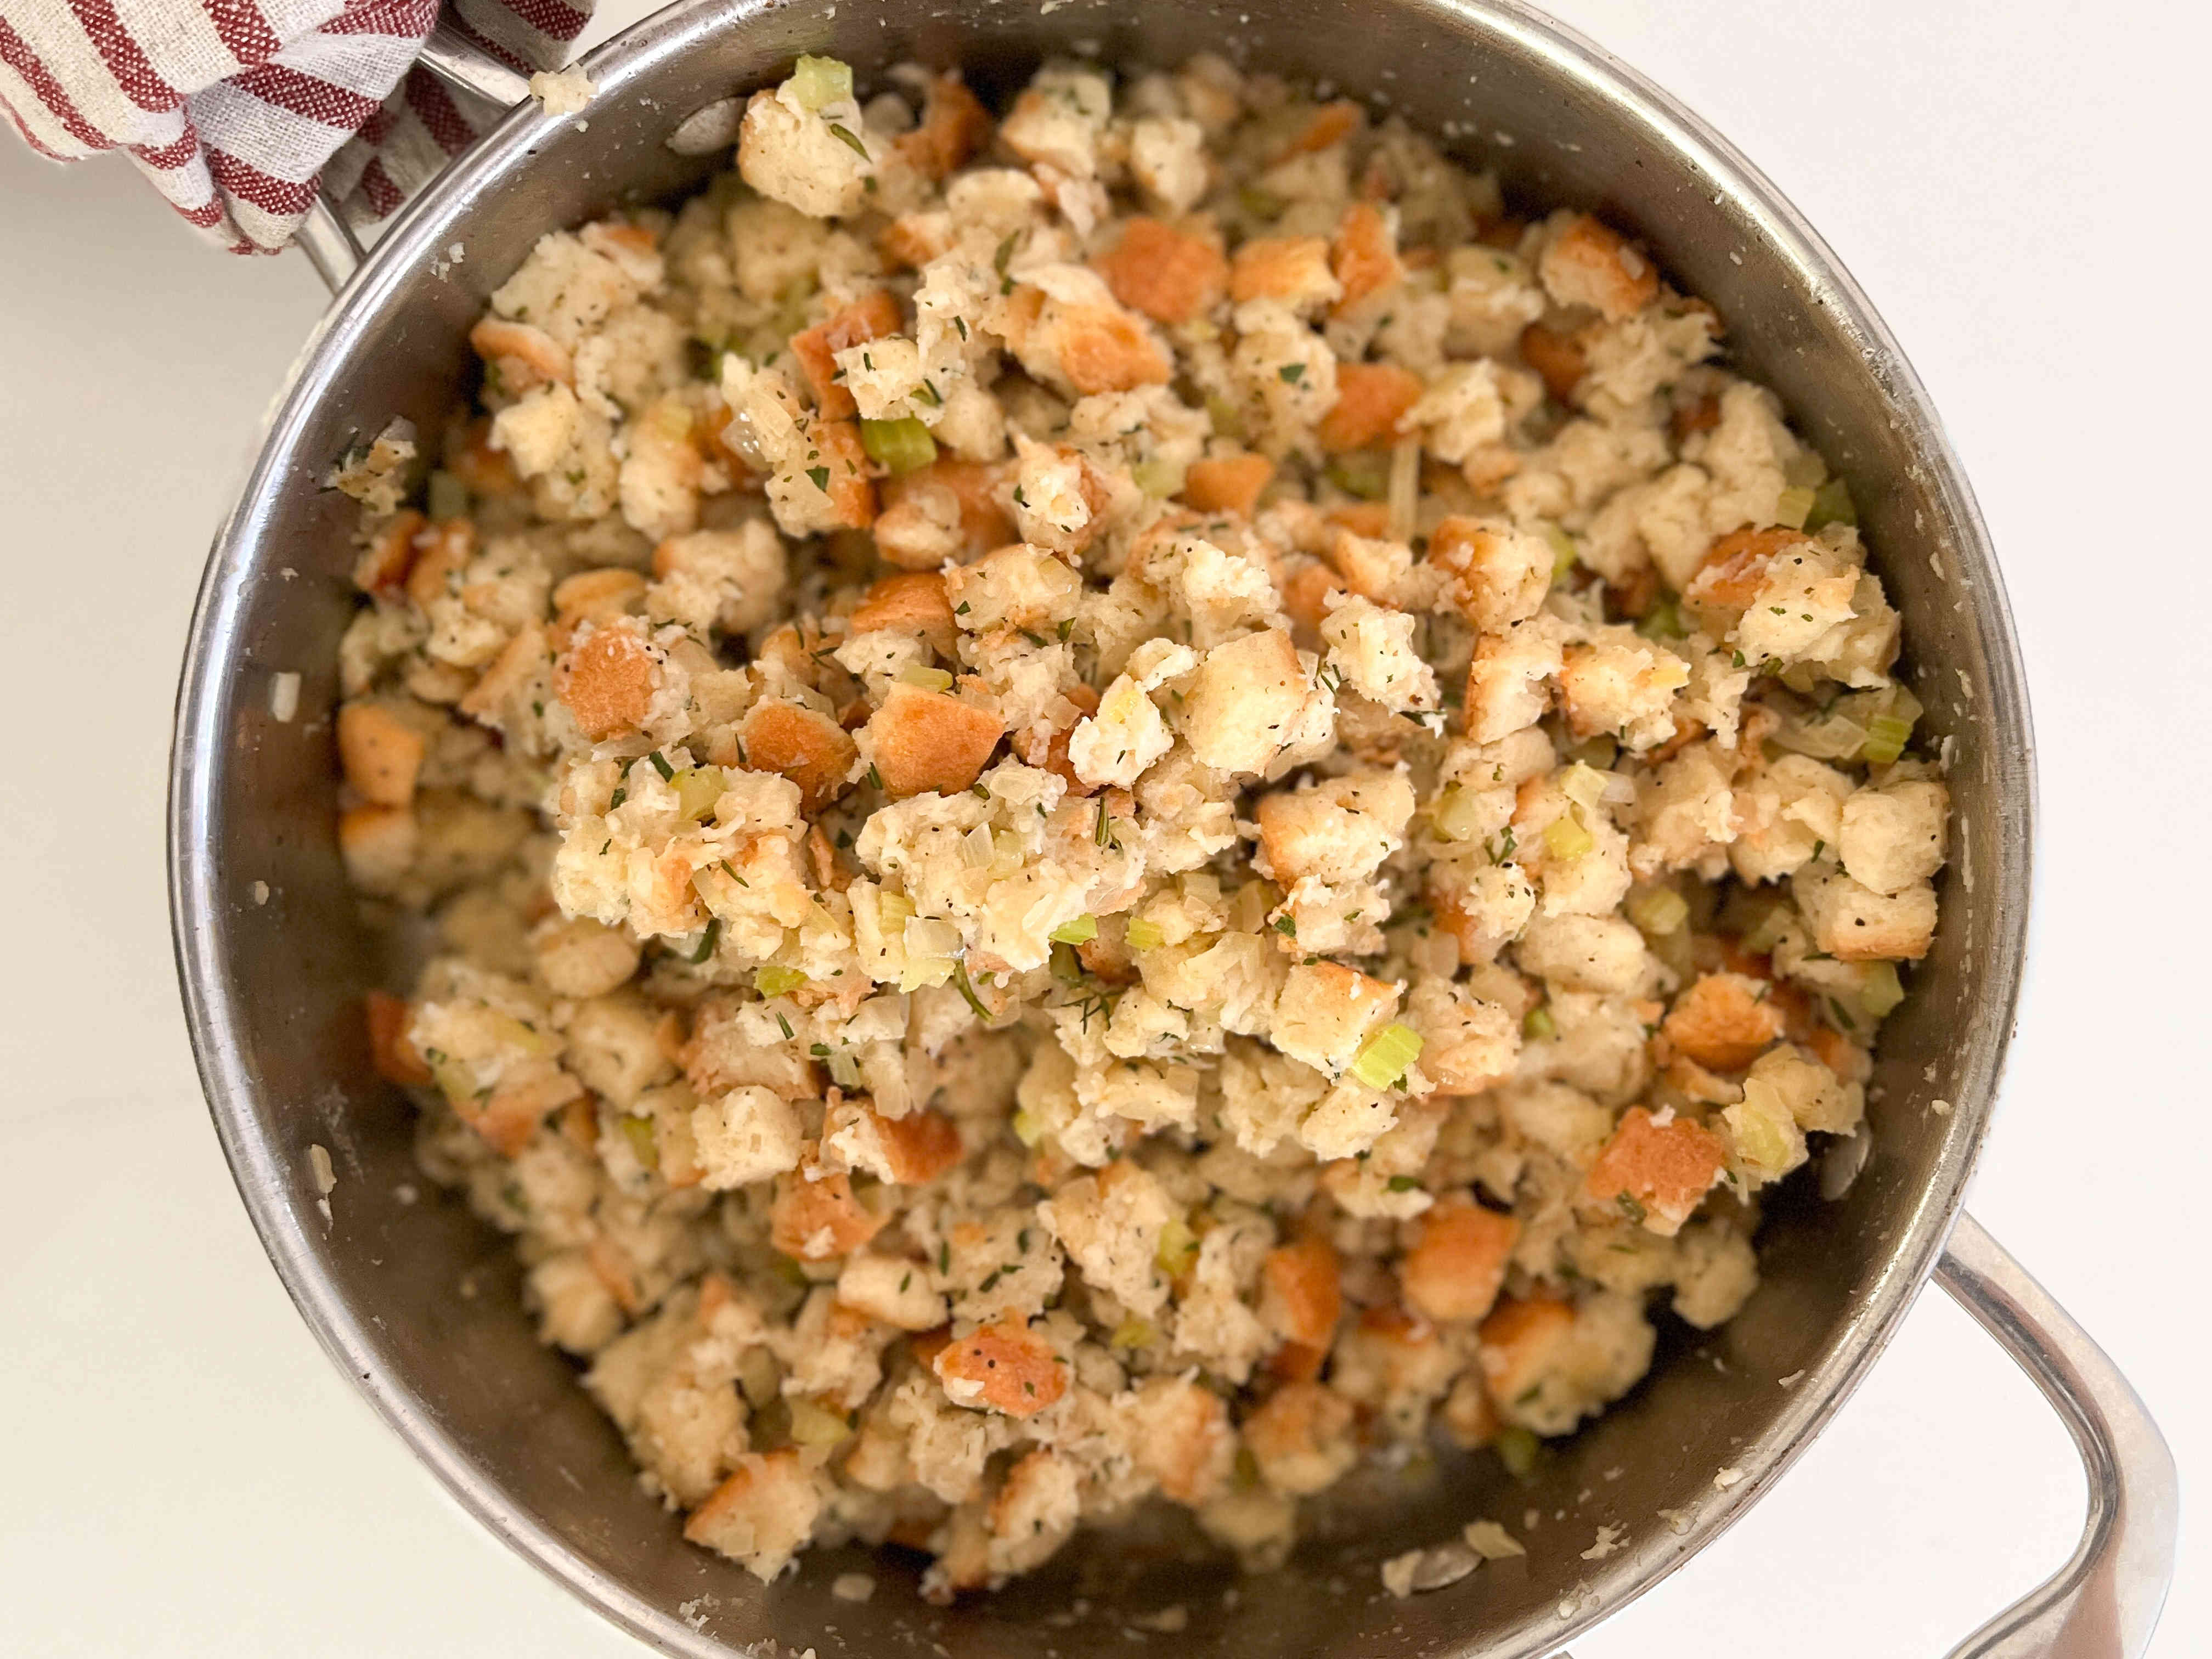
[0,0,596,253]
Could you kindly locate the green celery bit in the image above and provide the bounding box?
[1805,477,1857,532]
[754,965,806,997]
[788,54,853,111]
[859,416,938,475]
[1350,1022,1423,1090]
[1049,913,1099,945]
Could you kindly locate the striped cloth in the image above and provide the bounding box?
[0,0,594,253]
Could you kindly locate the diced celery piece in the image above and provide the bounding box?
[1155,1216,1200,1274]
[1774,484,1817,529]
[1860,713,1915,766]
[1110,1317,1156,1351]
[1325,450,1390,501]
[1627,886,1689,938]
[1237,184,1285,221]
[672,765,724,821]
[426,469,469,521]
[1560,762,1608,811]
[1522,1005,1556,1042]
[1544,523,1578,584]
[1542,810,1594,861]
[896,663,955,691]
[754,965,806,997]
[1497,1425,1541,1480]
[1860,962,1905,1019]
[1429,786,1487,843]
[1350,1022,1424,1090]
[1132,458,1185,498]
[1124,917,1165,951]
[1010,1107,1043,1147]
[1805,477,1856,532]
[1636,598,1685,641]
[620,1114,659,1171]
[860,416,938,475]
[788,54,853,111]
[1049,913,1098,945]
[787,1396,853,1446]
[1204,394,1247,441]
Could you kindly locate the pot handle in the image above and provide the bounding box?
[1932,1212,2178,1658]
[295,20,536,292]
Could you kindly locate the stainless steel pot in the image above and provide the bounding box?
[169,2,2178,1654]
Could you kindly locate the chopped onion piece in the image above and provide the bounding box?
[788,54,853,112]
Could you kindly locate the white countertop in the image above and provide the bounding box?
[0,0,2198,1652]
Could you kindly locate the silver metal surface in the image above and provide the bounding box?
[294,198,363,291]
[170,1,2163,1655]
[1935,1218,2180,1658]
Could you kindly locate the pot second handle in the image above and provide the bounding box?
[1931,1213,2178,1658]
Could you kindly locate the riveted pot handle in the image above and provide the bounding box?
[1934,1213,2178,1658]
[295,20,537,294]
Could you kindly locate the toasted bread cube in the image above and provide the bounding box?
[1683,527,1813,631]
[1464,622,1562,743]
[1282,98,1364,156]
[684,1449,822,1581]
[469,315,573,392]
[1242,1379,1358,1496]
[1663,972,1784,1071]
[531,916,641,1001]
[1126,1374,1235,1504]
[740,699,856,815]
[553,567,647,628]
[1584,1106,1726,1235]
[1181,628,1311,776]
[1271,961,1398,1073]
[933,1318,1066,1416]
[337,804,416,893]
[865,682,1006,798]
[849,571,958,657]
[1259,1238,1342,1350]
[873,1105,965,1184]
[1538,213,1659,321]
[1230,235,1341,315]
[1475,1295,1574,1413]
[1519,320,1587,404]
[791,289,904,420]
[836,1252,949,1331]
[770,1163,886,1259]
[1097,216,1229,325]
[738,81,876,218]
[693,1086,805,1190]
[1401,1199,1519,1323]
[1839,780,1949,896]
[1515,912,1646,994]
[876,460,1014,567]
[1794,865,1938,962]
[1427,517,1550,631]
[1182,453,1274,516]
[558,623,659,742]
[1330,201,1402,315]
[1254,771,1414,884]
[365,990,431,1085]
[353,510,425,596]
[1060,301,1175,394]
[337,701,425,808]
[1316,362,1424,452]
[459,1066,584,1158]
[1559,633,1689,751]
[895,72,993,180]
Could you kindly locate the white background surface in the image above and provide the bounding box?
[0,0,2199,1652]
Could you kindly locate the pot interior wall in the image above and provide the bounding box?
[178,2,2027,1655]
